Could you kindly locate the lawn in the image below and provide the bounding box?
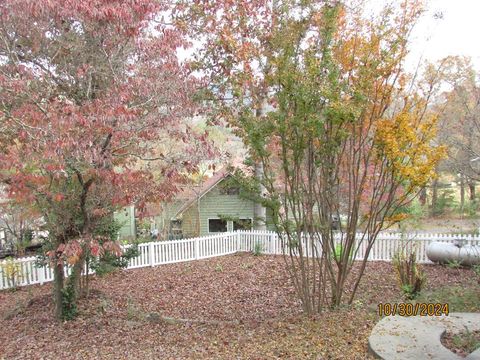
[0,253,478,359]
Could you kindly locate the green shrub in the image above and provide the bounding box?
[333,244,354,263]
[432,189,457,216]
[88,216,139,276]
[398,200,427,221]
[392,247,426,300]
[473,265,480,284]
[445,259,463,269]
[253,242,263,256]
[462,200,479,217]
[61,274,78,321]
[89,244,139,277]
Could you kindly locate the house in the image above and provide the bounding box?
[156,169,276,238]
[115,169,274,240]
[114,205,136,240]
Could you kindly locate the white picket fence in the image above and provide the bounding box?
[1,230,479,290]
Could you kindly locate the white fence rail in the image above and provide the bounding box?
[1,230,479,290]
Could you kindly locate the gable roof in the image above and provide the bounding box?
[174,169,231,218]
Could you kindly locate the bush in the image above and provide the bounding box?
[61,274,78,321]
[89,244,139,277]
[1,257,24,290]
[473,265,480,284]
[253,242,263,256]
[333,244,354,264]
[88,216,140,276]
[400,200,427,219]
[445,259,463,269]
[392,247,426,300]
[462,200,479,217]
[432,189,457,216]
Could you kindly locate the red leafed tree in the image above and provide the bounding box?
[0,0,212,319]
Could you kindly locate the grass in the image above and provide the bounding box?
[414,285,480,313]
[442,329,480,357]
[452,330,480,353]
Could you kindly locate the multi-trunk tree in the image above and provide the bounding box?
[178,0,445,313]
[0,0,212,319]
[433,56,480,211]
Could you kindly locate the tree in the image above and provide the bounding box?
[433,56,480,211]
[0,0,212,319]
[178,0,445,313]
[0,201,42,255]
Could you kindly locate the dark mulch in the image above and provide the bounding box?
[0,254,477,359]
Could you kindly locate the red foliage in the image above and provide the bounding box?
[0,0,214,258]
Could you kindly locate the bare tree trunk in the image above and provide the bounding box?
[85,256,90,298]
[53,262,64,320]
[71,253,87,299]
[419,187,427,206]
[460,176,465,213]
[431,178,439,215]
[469,181,476,201]
[196,198,201,236]
[254,102,267,231]
[254,162,267,230]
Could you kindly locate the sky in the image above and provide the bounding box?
[400,0,480,72]
[178,0,480,81]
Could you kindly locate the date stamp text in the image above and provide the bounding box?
[378,303,449,317]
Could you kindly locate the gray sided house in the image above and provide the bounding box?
[114,205,136,240]
[114,170,274,240]
[154,170,274,239]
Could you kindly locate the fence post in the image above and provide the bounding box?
[38,265,45,285]
[195,237,200,260]
[273,232,278,254]
[236,231,241,253]
[149,242,155,267]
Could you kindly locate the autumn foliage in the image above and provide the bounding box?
[0,0,448,320]
[178,0,446,313]
[0,0,211,319]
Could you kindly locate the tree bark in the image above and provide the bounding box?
[460,176,465,213]
[53,262,64,320]
[254,162,267,230]
[254,101,268,231]
[431,178,439,215]
[70,253,87,299]
[469,181,476,201]
[419,187,427,206]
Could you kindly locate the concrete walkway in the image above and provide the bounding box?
[368,313,480,359]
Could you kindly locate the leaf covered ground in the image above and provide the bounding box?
[0,253,478,359]
[441,329,480,358]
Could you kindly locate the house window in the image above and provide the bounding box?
[233,218,252,231]
[170,219,182,231]
[208,219,227,233]
[219,186,240,195]
[169,219,183,239]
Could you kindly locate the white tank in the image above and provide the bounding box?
[426,241,480,266]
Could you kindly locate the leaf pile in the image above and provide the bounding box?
[0,253,477,359]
